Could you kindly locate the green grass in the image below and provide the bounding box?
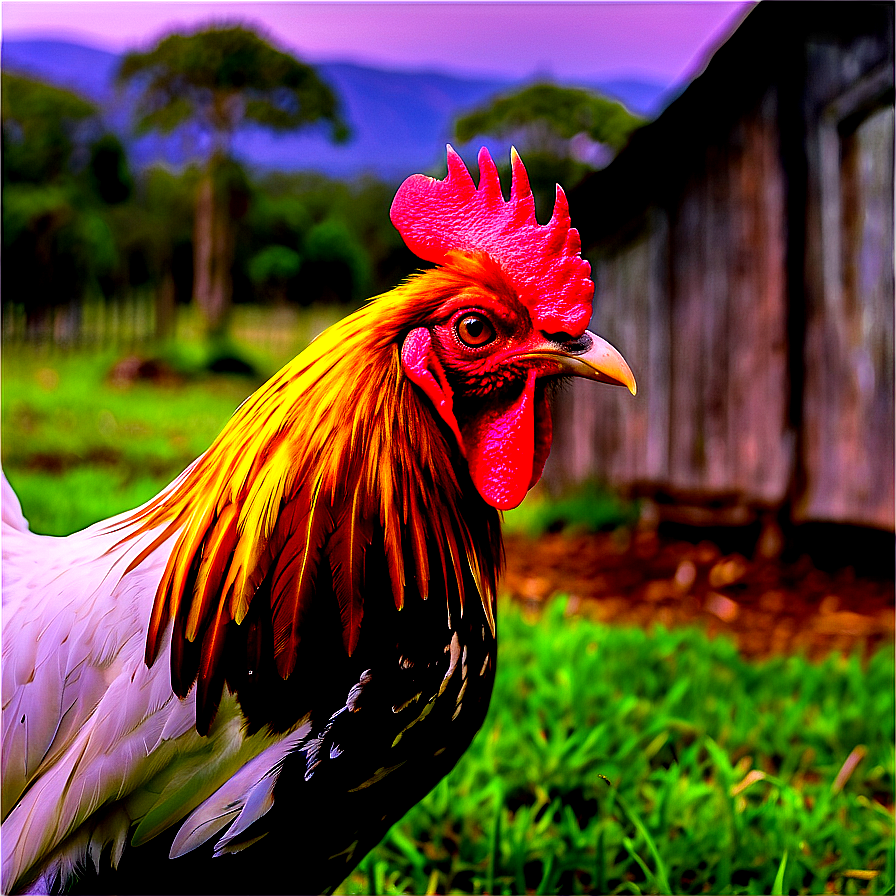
[340,599,894,895]
[2,346,255,533]
[1,306,349,534]
[503,481,640,536]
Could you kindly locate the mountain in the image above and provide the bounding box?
[1,38,669,180]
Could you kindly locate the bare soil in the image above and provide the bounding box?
[503,527,894,660]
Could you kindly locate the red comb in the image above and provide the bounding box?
[390,145,594,335]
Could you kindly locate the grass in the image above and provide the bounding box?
[2,346,258,534]
[503,481,640,536]
[340,599,894,895]
[2,336,894,894]
[1,305,351,535]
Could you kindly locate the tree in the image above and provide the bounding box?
[455,82,644,154]
[1,72,99,185]
[1,73,123,339]
[238,171,408,308]
[248,245,302,305]
[117,25,349,338]
[454,82,645,218]
[102,165,198,340]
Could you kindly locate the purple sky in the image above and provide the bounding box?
[2,2,754,85]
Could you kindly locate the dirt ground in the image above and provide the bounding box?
[503,527,895,660]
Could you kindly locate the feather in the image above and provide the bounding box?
[169,599,202,700]
[126,694,273,849]
[146,523,201,671]
[328,492,370,655]
[212,774,275,854]
[407,493,431,603]
[168,802,240,860]
[442,518,466,615]
[169,721,311,859]
[128,747,234,849]
[186,502,240,642]
[270,484,332,678]
[1,471,30,533]
[194,591,232,735]
[111,257,504,732]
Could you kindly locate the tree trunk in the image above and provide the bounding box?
[192,161,235,339]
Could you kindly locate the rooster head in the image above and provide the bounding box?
[391,145,636,511]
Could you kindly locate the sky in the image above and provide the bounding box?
[2,1,755,86]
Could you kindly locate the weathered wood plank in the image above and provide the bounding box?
[556,2,894,533]
[799,99,895,528]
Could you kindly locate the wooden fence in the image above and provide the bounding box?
[1,295,345,368]
[2,293,159,349]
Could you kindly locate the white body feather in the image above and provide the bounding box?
[1,474,299,894]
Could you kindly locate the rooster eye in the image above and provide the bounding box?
[456,314,495,347]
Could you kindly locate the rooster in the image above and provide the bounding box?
[1,146,635,895]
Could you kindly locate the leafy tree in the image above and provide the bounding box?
[248,171,412,297]
[248,245,303,304]
[455,82,644,154]
[454,82,645,218]
[3,184,117,324]
[300,218,371,305]
[234,170,412,310]
[88,133,134,204]
[1,72,99,184]
[117,25,350,337]
[102,165,198,339]
[1,73,125,338]
[248,191,312,249]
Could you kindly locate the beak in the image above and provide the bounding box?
[520,330,637,395]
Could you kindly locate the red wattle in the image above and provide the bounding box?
[462,370,539,511]
[530,387,553,489]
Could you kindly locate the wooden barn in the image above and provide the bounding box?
[550,0,895,545]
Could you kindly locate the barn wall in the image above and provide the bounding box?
[798,47,895,528]
[552,3,895,534]
[548,87,792,519]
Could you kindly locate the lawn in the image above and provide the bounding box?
[340,600,894,895]
[2,345,251,534]
[2,339,893,895]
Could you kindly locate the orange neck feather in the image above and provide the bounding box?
[119,259,506,699]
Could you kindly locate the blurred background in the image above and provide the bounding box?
[2,2,893,894]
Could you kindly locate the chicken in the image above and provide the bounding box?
[1,146,635,895]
